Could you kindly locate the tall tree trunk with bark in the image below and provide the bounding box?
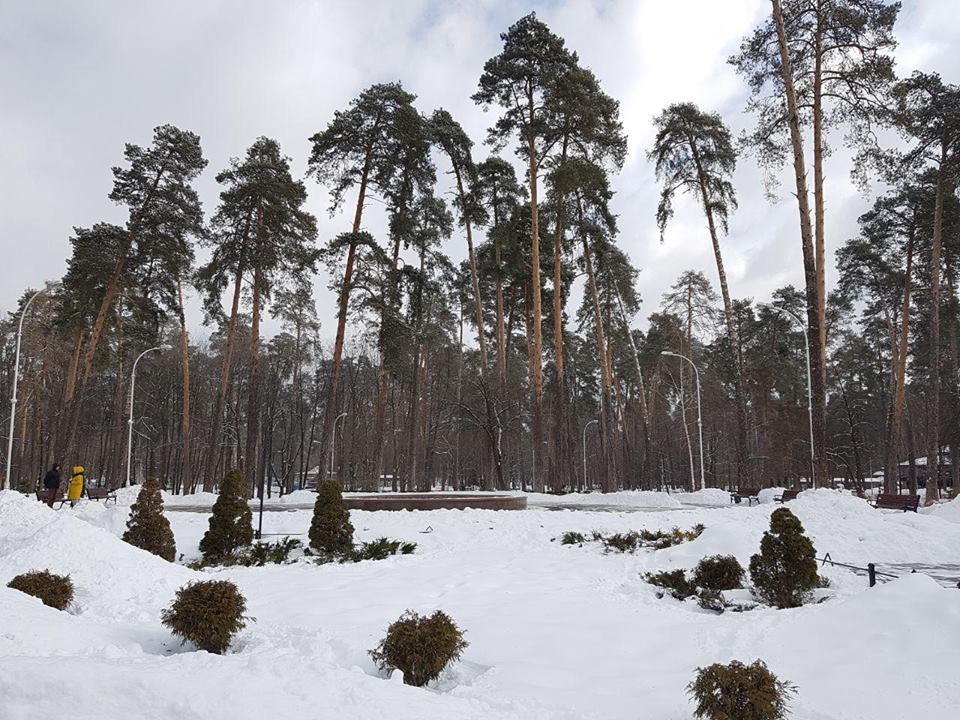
[925,154,948,504]
[690,139,750,485]
[771,0,828,488]
[314,155,372,487]
[176,279,192,495]
[244,261,263,497]
[205,258,245,490]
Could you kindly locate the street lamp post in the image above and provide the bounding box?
[125,345,170,487]
[582,419,598,491]
[770,306,816,487]
[4,290,43,491]
[329,412,348,482]
[662,351,705,491]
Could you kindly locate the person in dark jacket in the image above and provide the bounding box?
[41,464,62,507]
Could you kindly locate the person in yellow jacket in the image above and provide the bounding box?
[67,466,85,507]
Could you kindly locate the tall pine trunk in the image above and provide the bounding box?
[771,0,828,488]
[205,257,245,490]
[527,128,545,492]
[244,261,263,497]
[315,152,372,486]
[689,138,750,485]
[887,230,915,494]
[925,153,948,504]
[176,278,192,495]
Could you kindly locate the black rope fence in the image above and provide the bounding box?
[819,553,960,589]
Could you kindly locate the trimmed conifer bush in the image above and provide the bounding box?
[198,470,253,561]
[749,508,820,609]
[6,570,74,610]
[161,580,249,654]
[370,610,468,687]
[692,555,744,592]
[309,480,354,554]
[688,659,794,720]
[122,476,176,561]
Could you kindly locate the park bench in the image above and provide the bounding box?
[775,489,800,503]
[873,493,919,512]
[86,486,117,504]
[35,488,68,508]
[731,487,760,506]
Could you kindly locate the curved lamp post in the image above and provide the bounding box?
[769,305,816,487]
[662,351,705,491]
[4,290,44,491]
[125,345,171,487]
[582,418,598,490]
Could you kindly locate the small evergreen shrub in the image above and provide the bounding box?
[603,531,640,552]
[199,470,254,561]
[749,508,820,609]
[688,659,795,720]
[645,569,695,600]
[692,555,744,592]
[161,580,249,654]
[346,538,417,562]
[195,537,303,568]
[370,610,468,687]
[122,476,176,561]
[6,570,74,610]
[560,531,586,545]
[309,481,354,554]
[640,524,706,549]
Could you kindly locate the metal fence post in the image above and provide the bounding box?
[868,563,876,587]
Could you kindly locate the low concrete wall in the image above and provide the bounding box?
[343,493,526,511]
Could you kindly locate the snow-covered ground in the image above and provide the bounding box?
[2,488,960,719]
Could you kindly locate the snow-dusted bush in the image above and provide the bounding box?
[7,570,74,610]
[345,537,416,562]
[161,580,249,654]
[692,555,744,592]
[122,476,176,561]
[688,659,794,720]
[309,480,354,554]
[560,531,586,545]
[645,569,695,600]
[198,470,253,561]
[749,508,820,609]
[370,610,468,687]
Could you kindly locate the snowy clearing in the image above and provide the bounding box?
[2,489,960,719]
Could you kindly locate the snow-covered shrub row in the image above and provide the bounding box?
[559,524,705,552]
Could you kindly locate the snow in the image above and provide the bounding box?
[2,488,960,719]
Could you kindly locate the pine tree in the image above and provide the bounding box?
[749,507,820,608]
[197,137,318,489]
[474,12,578,490]
[888,73,960,503]
[476,157,526,389]
[199,470,254,560]
[62,125,206,464]
[309,480,354,554]
[650,102,750,487]
[122,476,176,561]
[731,0,900,488]
[307,82,430,494]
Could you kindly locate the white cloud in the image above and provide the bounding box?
[0,0,956,338]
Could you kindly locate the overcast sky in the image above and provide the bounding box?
[1,0,957,342]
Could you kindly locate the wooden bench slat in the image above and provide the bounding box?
[873,494,920,512]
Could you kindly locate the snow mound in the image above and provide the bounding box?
[926,495,960,524]
[0,490,195,621]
